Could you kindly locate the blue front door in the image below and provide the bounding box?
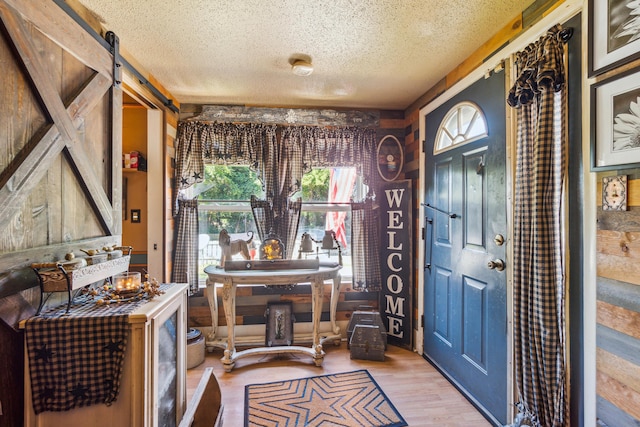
[423,72,508,425]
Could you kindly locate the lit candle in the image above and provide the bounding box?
[114,272,141,293]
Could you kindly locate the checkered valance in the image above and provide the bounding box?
[174,121,377,205]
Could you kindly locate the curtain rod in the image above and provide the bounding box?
[52,0,179,113]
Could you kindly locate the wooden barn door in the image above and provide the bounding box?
[0,0,121,269]
[0,3,120,423]
[422,72,508,425]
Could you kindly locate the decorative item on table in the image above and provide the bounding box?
[59,257,87,271]
[298,232,317,259]
[113,271,141,295]
[101,245,124,259]
[298,230,343,265]
[88,273,164,305]
[86,253,108,265]
[80,248,108,265]
[218,229,254,267]
[259,230,284,260]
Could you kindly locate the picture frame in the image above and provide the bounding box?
[376,135,404,182]
[265,301,294,347]
[591,66,640,171]
[589,0,640,76]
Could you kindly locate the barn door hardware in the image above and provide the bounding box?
[106,31,122,88]
[51,0,179,112]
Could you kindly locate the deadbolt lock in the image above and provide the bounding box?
[494,234,505,246]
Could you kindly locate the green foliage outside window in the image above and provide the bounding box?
[197,166,347,240]
[198,165,262,236]
[298,169,329,235]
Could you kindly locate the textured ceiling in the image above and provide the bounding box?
[77,0,535,110]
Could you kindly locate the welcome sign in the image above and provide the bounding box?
[378,180,412,348]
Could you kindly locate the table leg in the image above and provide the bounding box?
[221,278,237,372]
[204,279,218,348]
[311,278,325,366]
[329,273,342,336]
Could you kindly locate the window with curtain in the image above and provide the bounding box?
[195,164,369,282]
[174,119,380,292]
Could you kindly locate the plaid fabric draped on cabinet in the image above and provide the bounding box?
[507,24,568,427]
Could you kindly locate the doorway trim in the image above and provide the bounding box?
[146,109,163,281]
[122,76,166,283]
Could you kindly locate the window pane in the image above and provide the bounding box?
[197,165,358,281]
[435,101,488,154]
[199,165,263,200]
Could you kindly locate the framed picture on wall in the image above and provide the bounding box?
[589,0,640,76]
[591,66,640,171]
[265,301,293,347]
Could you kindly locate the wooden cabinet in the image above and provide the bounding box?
[22,283,188,427]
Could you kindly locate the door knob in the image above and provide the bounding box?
[487,259,505,271]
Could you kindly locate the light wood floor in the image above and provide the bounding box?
[186,343,492,426]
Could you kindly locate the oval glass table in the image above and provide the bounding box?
[203,263,342,372]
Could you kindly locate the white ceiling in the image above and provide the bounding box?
[77,0,535,110]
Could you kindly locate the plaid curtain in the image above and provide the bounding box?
[507,24,568,427]
[171,198,199,294]
[351,199,381,292]
[280,126,378,197]
[173,122,278,214]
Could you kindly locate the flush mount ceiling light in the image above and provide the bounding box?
[291,59,313,76]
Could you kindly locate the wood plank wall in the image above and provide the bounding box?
[180,105,405,337]
[596,171,640,426]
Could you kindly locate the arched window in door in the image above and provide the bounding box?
[434,101,488,154]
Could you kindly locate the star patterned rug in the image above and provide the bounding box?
[244,369,407,427]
